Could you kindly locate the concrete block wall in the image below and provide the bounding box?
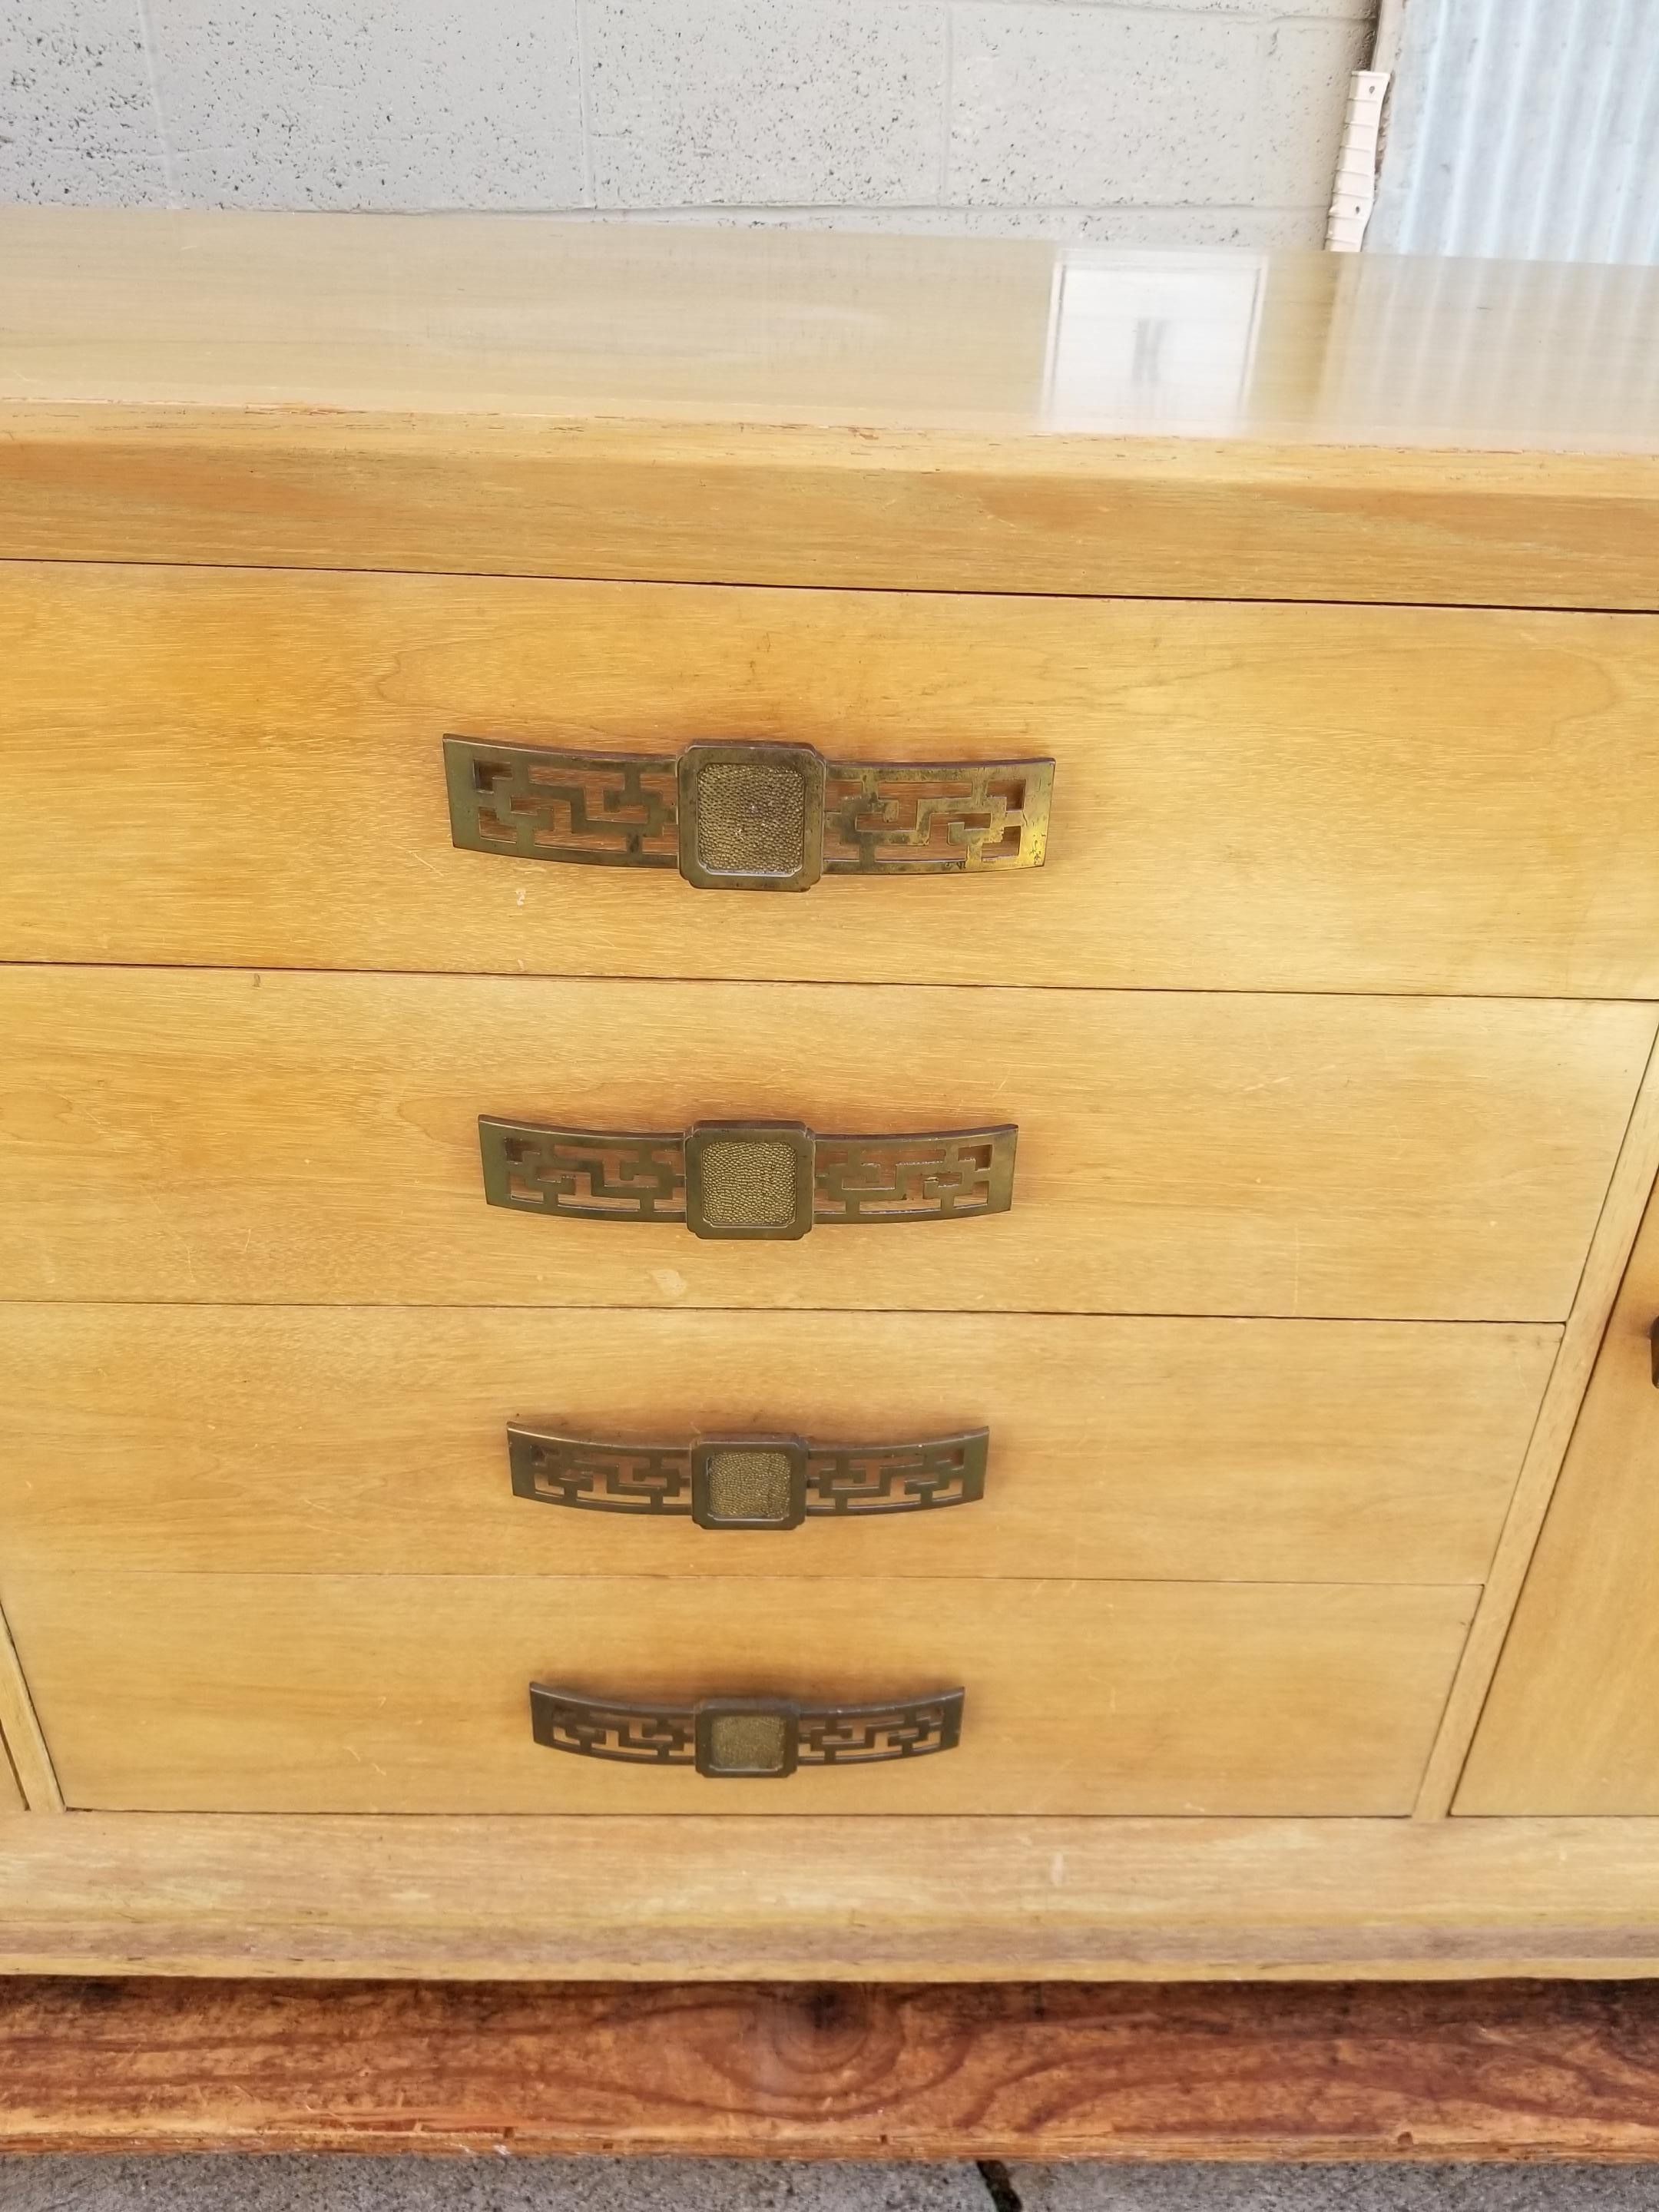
[3,0,1373,244]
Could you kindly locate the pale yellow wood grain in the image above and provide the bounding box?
[2,1571,1474,1816]
[0,212,1058,429]
[0,970,1647,1320]
[9,1811,1659,1979]
[0,215,1657,605]
[1457,1164,1659,1813]
[5,406,1657,614]
[0,1607,62,1813]
[9,212,1657,450]
[10,568,1659,998]
[0,1306,1557,1584]
[0,1750,22,1815]
[1415,1035,1659,1816]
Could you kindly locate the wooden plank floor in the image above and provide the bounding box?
[7,1978,1659,2160]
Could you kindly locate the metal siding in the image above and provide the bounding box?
[1370,0,1659,263]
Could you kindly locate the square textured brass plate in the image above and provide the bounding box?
[691,1436,810,1528]
[684,1120,815,1240]
[694,1700,801,1777]
[678,742,826,891]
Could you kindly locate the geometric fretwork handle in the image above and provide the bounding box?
[479,1117,1018,1240]
[508,1424,989,1529]
[529,1685,965,1777]
[445,736,1053,892]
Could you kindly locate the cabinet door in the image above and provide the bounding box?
[1459,1177,1659,1812]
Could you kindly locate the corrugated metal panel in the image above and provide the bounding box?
[1369,0,1659,263]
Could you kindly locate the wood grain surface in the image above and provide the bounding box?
[0,1605,61,1813]
[2,969,1647,1320]
[7,213,1657,455]
[12,1812,1659,1981]
[11,1975,1659,2160]
[0,1305,1557,1584]
[1460,1167,1659,1812]
[3,1571,1473,1816]
[3,217,1659,607]
[1415,1031,1659,1814]
[12,566,1659,999]
[10,406,1658,612]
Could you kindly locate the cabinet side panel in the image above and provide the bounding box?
[0,1602,62,1812]
[1417,1039,1659,1813]
[1460,1165,1659,1812]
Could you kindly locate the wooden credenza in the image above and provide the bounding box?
[3,214,1659,1979]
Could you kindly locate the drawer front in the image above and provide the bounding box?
[0,970,1647,1320]
[7,565,1659,998]
[4,1572,1476,1815]
[0,1306,1557,1584]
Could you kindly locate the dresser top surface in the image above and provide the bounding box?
[3,210,1657,457]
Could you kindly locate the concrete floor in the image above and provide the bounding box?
[4,2164,1659,2209]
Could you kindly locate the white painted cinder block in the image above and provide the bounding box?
[949,3,1368,210]
[0,0,1371,243]
[585,0,948,208]
[1257,17,1376,209]
[949,6,1260,206]
[0,0,167,204]
[146,0,588,210]
[1074,0,1372,12]
[580,206,1330,248]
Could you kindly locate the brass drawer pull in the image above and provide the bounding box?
[445,736,1053,891]
[529,1685,965,1777]
[480,1116,1017,1239]
[508,1423,989,1528]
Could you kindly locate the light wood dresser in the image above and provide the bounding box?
[4,213,1659,1981]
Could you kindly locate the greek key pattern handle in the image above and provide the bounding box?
[528,1686,965,1777]
[479,1117,1017,1240]
[445,736,1053,892]
[508,1423,990,1529]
